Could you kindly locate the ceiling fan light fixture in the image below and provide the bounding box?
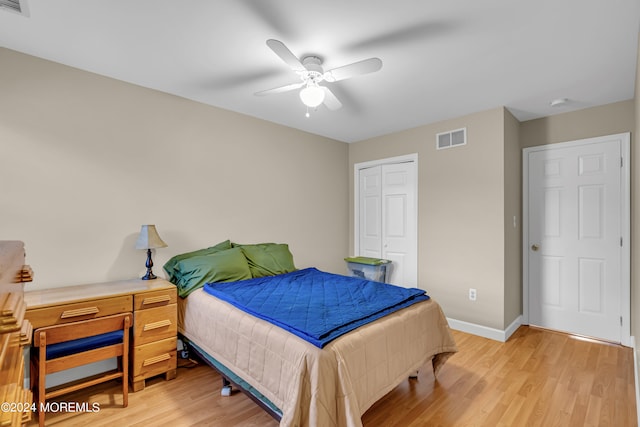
[299,84,325,108]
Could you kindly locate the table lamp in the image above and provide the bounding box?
[135,224,167,280]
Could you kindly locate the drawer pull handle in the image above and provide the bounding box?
[143,353,171,366]
[142,295,171,306]
[60,307,99,318]
[143,319,172,331]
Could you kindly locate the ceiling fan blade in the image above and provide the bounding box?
[240,1,296,39]
[324,58,383,82]
[322,87,342,110]
[254,81,304,96]
[266,39,306,72]
[345,22,455,51]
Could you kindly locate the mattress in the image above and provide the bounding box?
[178,287,457,427]
[203,267,430,348]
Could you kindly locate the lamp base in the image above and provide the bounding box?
[141,271,157,280]
[141,248,157,280]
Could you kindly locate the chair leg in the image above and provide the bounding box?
[38,381,45,426]
[38,338,46,427]
[38,382,45,427]
[121,355,129,408]
[122,317,130,408]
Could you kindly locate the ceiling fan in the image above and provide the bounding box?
[255,39,383,115]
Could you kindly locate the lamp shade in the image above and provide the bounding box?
[299,84,325,107]
[135,225,167,250]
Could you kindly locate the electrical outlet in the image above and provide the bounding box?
[469,288,477,301]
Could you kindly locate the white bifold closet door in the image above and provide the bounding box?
[358,161,417,288]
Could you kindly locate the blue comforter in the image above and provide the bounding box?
[203,267,429,348]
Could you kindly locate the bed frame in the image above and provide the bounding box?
[183,333,424,422]
[178,288,457,426]
[181,335,282,421]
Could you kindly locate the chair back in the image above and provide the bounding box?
[32,312,132,427]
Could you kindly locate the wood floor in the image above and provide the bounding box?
[28,326,637,426]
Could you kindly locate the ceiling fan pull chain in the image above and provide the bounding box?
[305,106,310,118]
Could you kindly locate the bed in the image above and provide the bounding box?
[169,241,457,427]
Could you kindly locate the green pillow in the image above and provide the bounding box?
[237,243,296,278]
[163,240,232,283]
[171,247,252,297]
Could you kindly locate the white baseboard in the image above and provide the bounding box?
[447,316,522,342]
[631,336,640,427]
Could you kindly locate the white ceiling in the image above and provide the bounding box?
[1,0,639,143]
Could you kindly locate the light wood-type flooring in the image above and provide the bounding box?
[28,326,637,426]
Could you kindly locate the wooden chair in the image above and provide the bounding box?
[31,312,132,427]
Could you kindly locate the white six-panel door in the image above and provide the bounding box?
[525,134,629,343]
[357,156,417,287]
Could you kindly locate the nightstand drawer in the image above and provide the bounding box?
[132,337,177,382]
[134,288,177,310]
[133,304,177,346]
[26,295,132,329]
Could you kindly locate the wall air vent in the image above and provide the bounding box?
[436,128,467,150]
[0,0,27,15]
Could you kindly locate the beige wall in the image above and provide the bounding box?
[0,48,349,289]
[349,107,512,330]
[503,109,522,326]
[520,100,634,148]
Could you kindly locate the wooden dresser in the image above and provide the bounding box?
[0,241,33,426]
[24,279,177,393]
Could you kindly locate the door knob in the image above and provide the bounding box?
[531,244,539,251]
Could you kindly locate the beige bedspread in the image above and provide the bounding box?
[179,288,457,427]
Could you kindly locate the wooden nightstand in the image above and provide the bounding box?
[24,278,177,393]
